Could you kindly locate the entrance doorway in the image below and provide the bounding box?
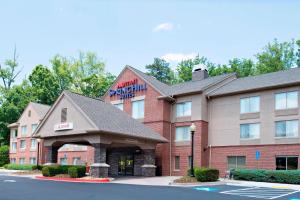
[118,154,134,176]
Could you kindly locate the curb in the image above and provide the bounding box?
[35,176,110,183]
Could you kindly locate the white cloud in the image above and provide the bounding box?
[153,22,174,32]
[161,53,197,62]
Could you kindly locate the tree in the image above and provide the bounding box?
[228,58,255,77]
[0,47,22,91]
[296,40,300,67]
[145,58,174,84]
[0,145,9,166]
[255,39,296,74]
[0,81,35,144]
[29,65,60,105]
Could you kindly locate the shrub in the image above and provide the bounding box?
[232,169,300,184]
[42,165,86,177]
[4,164,37,170]
[0,145,9,167]
[195,168,219,182]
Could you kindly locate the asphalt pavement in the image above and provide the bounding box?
[0,175,300,200]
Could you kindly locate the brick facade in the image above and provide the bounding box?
[211,144,300,177]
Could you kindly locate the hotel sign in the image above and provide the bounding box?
[54,122,74,131]
[109,79,147,100]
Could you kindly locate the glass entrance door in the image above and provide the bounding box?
[118,154,134,176]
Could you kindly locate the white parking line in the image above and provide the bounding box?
[3,180,16,182]
[220,187,298,199]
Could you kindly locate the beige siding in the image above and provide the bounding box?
[208,86,300,146]
[17,104,41,138]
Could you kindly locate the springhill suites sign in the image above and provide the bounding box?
[109,79,147,100]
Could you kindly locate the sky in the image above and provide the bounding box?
[1,0,300,84]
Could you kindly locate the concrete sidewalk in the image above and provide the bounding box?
[111,176,181,186]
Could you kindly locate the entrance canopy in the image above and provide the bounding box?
[34,90,167,143]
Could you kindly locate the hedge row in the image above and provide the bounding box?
[233,169,300,184]
[42,165,86,178]
[4,164,38,170]
[188,167,219,182]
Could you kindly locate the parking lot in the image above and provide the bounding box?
[0,175,300,200]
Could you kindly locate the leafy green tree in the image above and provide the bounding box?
[145,58,174,84]
[29,65,60,105]
[228,58,255,77]
[0,47,22,91]
[296,40,300,67]
[255,39,296,74]
[0,145,9,166]
[0,81,35,144]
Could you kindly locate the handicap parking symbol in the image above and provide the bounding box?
[194,187,218,192]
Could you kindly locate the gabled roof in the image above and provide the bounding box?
[121,66,236,97]
[209,67,300,97]
[30,102,51,119]
[36,90,167,143]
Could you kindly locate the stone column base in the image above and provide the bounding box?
[141,164,156,177]
[90,163,110,178]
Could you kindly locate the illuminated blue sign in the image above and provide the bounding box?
[109,83,147,100]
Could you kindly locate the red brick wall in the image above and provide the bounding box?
[57,146,94,165]
[171,120,208,176]
[9,137,38,164]
[211,144,300,177]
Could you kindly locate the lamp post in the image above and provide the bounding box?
[190,123,196,177]
[36,138,41,168]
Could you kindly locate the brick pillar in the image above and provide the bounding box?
[44,146,59,165]
[90,143,110,178]
[141,149,156,177]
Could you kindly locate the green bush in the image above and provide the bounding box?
[42,165,86,177]
[233,169,300,184]
[195,167,219,182]
[0,146,9,167]
[4,164,37,170]
[68,167,78,178]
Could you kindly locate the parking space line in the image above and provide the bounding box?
[220,187,299,199]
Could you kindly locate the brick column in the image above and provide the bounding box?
[44,146,59,165]
[90,143,110,178]
[141,149,156,177]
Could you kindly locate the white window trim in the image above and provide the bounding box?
[176,101,192,117]
[131,95,145,102]
[275,90,299,110]
[275,120,299,138]
[240,123,260,140]
[240,96,260,114]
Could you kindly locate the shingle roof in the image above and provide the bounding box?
[209,67,300,97]
[31,102,51,119]
[127,65,235,97]
[64,91,167,143]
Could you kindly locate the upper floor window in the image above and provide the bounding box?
[28,110,31,117]
[114,103,124,111]
[61,108,67,122]
[31,124,38,134]
[275,120,298,138]
[21,126,27,136]
[132,100,144,119]
[11,129,17,138]
[176,102,192,117]
[30,139,36,150]
[240,96,260,114]
[11,142,17,152]
[20,140,26,150]
[240,123,260,139]
[175,126,191,141]
[275,91,298,110]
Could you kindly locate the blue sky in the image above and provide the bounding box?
[1,0,300,84]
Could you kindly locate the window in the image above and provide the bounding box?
[61,108,67,122]
[240,123,260,139]
[175,126,191,141]
[227,156,246,169]
[114,103,124,111]
[20,140,26,150]
[188,156,192,168]
[175,156,180,170]
[11,129,17,138]
[21,126,27,136]
[30,139,36,150]
[73,157,81,165]
[275,120,298,137]
[60,158,68,165]
[11,142,17,152]
[28,110,31,117]
[19,158,25,165]
[10,158,16,164]
[132,100,144,119]
[275,91,298,110]
[240,96,260,113]
[31,124,38,134]
[30,157,37,165]
[276,156,298,170]
[176,102,192,117]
